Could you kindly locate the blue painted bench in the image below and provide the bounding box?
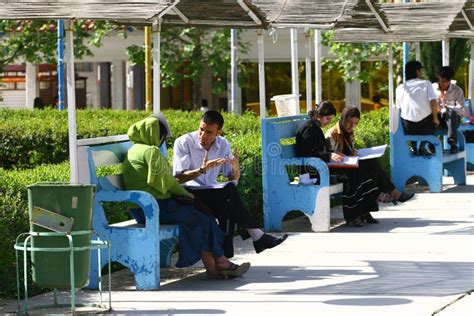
[261,115,343,232]
[390,109,466,193]
[77,135,179,290]
[460,99,474,170]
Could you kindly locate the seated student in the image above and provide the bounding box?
[295,101,380,227]
[395,60,440,155]
[432,66,469,153]
[173,110,287,258]
[122,114,250,279]
[325,106,415,205]
[372,95,383,111]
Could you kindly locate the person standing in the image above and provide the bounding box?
[432,66,468,153]
[395,60,440,155]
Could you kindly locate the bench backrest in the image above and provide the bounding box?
[77,135,167,191]
[262,115,308,162]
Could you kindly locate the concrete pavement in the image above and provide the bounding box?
[3,175,473,316]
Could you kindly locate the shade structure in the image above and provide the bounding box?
[333,0,474,42]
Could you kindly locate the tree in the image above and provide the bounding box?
[127,27,249,109]
[0,20,126,71]
[420,39,470,82]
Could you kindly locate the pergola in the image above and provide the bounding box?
[1,0,473,183]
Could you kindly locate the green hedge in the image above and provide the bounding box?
[0,108,259,170]
[0,163,70,298]
[0,108,389,298]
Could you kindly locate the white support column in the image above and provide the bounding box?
[415,42,421,61]
[257,31,266,118]
[25,62,38,109]
[290,28,300,114]
[230,29,241,115]
[442,38,450,66]
[344,63,361,109]
[111,60,125,110]
[152,21,161,115]
[469,40,474,100]
[305,31,312,113]
[388,44,397,133]
[126,62,134,111]
[93,63,101,109]
[314,29,322,106]
[65,19,78,183]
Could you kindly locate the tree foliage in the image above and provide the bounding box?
[321,31,397,83]
[420,39,470,82]
[0,20,130,71]
[126,27,249,105]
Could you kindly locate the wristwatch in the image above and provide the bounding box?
[198,167,206,174]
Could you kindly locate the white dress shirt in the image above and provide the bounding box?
[173,131,233,186]
[395,79,438,122]
[432,82,467,117]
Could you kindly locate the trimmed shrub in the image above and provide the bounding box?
[0,163,69,298]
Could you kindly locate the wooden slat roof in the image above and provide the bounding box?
[0,0,172,21]
[333,0,474,42]
[0,0,388,30]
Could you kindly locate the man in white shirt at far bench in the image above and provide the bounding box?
[396,60,440,156]
[173,110,287,258]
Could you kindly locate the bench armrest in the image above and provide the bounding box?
[281,157,330,186]
[400,134,441,144]
[95,190,159,221]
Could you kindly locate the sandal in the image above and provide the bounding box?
[207,272,235,280]
[218,262,251,278]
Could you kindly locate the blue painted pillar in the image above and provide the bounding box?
[57,20,65,110]
[402,0,410,82]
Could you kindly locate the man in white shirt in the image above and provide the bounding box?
[395,60,440,155]
[173,110,287,258]
[432,66,467,153]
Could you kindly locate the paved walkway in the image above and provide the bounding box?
[3,176,473,316]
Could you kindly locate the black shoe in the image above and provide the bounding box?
[397,191,415,203]
[346,218,364,227]
[418,146,435,156]
[449,145,459,154]
[253,233,288,254]
[361,213,380,224]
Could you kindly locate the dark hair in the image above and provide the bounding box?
[405,60,423,80]
[372,95,381,103]
[201,99,208,107]
[438,66,454,81]
[341,106,361,121]
[33,97,44,109]
[201,110,224,130]
[308,101,336,118]
[158,121,168,147]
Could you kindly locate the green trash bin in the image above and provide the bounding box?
[28,183,95,288]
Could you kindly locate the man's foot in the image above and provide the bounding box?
[253,233,288,254]
[449,144,459,154]
[397,191,415,203]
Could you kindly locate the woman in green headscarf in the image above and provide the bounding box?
[122,115,250,279]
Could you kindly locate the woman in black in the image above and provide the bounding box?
[296,101,380,227]
[325,106,415,207]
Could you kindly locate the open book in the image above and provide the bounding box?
[327,144,387,168]
[357,144,387,160]
[328,155,359,168]
[184,180,238,190]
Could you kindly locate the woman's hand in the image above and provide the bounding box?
[331,152,345,162]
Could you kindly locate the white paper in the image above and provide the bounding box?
[328,155,359,168]
[184,180,238,190]
[357,144,387,160]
